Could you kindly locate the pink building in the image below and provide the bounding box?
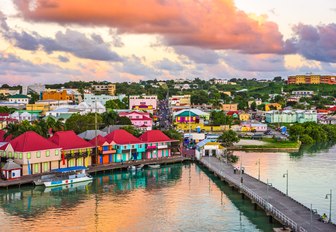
[139,130,175,159]
[129,95,157,112]
[119,111,153,131]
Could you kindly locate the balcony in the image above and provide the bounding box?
[157,145,168,149]
[121,148,137,153]
[102,149,116,155]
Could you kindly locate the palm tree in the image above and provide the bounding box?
[4,123,20,139]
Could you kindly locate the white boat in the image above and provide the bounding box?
[136,164,144,170]
[148,164,160,169]
[34,174,56,186]
[37,166,93,188]
[128,165,136,171]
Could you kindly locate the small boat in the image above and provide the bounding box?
[136,164,144,170]
[128,165,136,171]
[34,174,56,186]
[148,164,160,169]
[36,166,92,188]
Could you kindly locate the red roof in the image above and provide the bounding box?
[89,135,108,146]
[49,131,94,150]
[105,129,142,145]
[139,130,173,142]
[0,113,10,117]
[1,131,61,152]
[328,106,336,111]
[0,130,12,142]
[227,111,239,116]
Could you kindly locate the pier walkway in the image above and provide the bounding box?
[200,156,336,232]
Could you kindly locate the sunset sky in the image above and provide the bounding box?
[0,0,335,85]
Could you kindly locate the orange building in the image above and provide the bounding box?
[288,75,336,84]
[42,89,74,101]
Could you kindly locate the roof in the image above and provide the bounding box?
[49,131,94,150]
[227,111,239,116]
[173,109,209,117]
[329,106,336,111]
[119,111,149,116]
[0,130,12,142]
[3,159,21,170]
[89,135,109,146]
[130,116,152,121]
[0,113,10,117]
[51,166,87,173]
[105,129,142,145]
[175,111,198,117]
[78,130,107,140]
[139,130,173,142]
[8,94,29,99]
[2,131,61,152]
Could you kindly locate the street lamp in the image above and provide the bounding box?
[256,159,260,180]
[310,204,317,231]
[325,189,332,223]
[266,179,272,203]
[283,170,288,196]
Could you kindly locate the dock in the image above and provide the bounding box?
[199,156,336,232]
[0,156,190,189]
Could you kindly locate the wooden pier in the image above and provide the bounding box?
[200,156,336,232]
[0,156,190,189]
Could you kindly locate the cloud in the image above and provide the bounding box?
[291,23,336,63]
[223,52,286,72]
[14,0,287,54]
[121,55,159,77]
[58,55,69,62]
[154,58,183,71]
[174,46,221,64]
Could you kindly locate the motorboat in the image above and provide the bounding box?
[35,166,93,188]
[148,164,160,169]
[34,174,56,186]
[136,164,144,170]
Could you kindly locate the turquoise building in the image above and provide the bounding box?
[265,110,317,123]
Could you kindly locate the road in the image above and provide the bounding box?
[156,98,173,130]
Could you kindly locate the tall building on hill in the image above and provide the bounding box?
[288,75,336,84]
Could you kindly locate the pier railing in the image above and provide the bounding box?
[201,158,305,231]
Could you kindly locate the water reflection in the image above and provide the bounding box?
[290,142,335,158]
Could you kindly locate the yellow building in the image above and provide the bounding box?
[265,103,282,111]
[26,104,50,114]
[42,89,74,101]
[108,84,116,96]
[310,75,321,84]
[222,104,238,111]
[169,95,191,107]
[239,113,250,121]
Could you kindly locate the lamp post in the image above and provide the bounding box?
[325,189,332,223]
[283,170,288,196]
[266,179,272,203]
[256,159,260,180]
[310,204,317,231]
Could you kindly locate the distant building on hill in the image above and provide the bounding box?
[288,75,336,84]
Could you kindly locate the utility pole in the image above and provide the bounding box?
[95,101,98,165]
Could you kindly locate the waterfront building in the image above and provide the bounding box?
[118,111,152,131]
[49,131,94,167]
[84,94,126,106]
[288,75,336,84]
[221,104,238,111]
[265,103,282,111]
[0,131,62,176]
[195,140,224,160]
[104,129,145,162]
[265,110,317,123]
[139,130,174,159]
[8,94,29,104]
[89,135,116,165]
[2,159,22,180]
[169,95,191,107]
[129,95,157,112]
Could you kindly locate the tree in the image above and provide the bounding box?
[117,116,132,125]
[162,129,183,141]
[65,113,103,134]
[250,101,257,111]
[273,76,282,82]
[191,90,209,105]
[120,125,142,137]
[105,99,127,110]
[101,111,119,126]
[219,130,240,148]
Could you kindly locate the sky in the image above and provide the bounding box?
[0,0,335,85]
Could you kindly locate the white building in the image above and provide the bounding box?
[10,111,39,122]
[8,94,29,104]
[84,94,126,106]
[195,140,225,160]
[210,79,228,85]
[292,91,314,97]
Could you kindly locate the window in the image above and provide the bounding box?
[132,145,135,149]
[46,150,50,157]
[124,146,127,149]
[19,153,22,159]
[139,145,142,148]
[36,151,41,158]
[27,152,31,159]
[14,152,17,158]
[55,150,59,156]
[8,151,12,157]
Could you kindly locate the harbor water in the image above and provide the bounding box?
[0,163,279,232]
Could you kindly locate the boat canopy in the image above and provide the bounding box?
[51,166,87,173]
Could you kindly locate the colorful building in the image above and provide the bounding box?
[169,95,191,107]
[222,104,238,111]
[105,129,145,162]
[42,89,74,101]
[239,113,250,121]
[0,131,62,176]
[129,95,157,111]
[265,103,282,111]
[265,110,317,123]
[49,131,94,168]
[240,122,268,132]
[174,109,210,123]
[89,135,116,165]
[118,111,153,131]
[8,94,30,104]
[288,75,336,85]
[139,130,174,159]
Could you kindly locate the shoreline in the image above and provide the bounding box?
[0,156,191,189]
[228,147,300,152]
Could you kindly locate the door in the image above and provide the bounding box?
[43,162,49,172]
[33,163,39,174]
[103,155,109,164]
[77,158,83,166]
